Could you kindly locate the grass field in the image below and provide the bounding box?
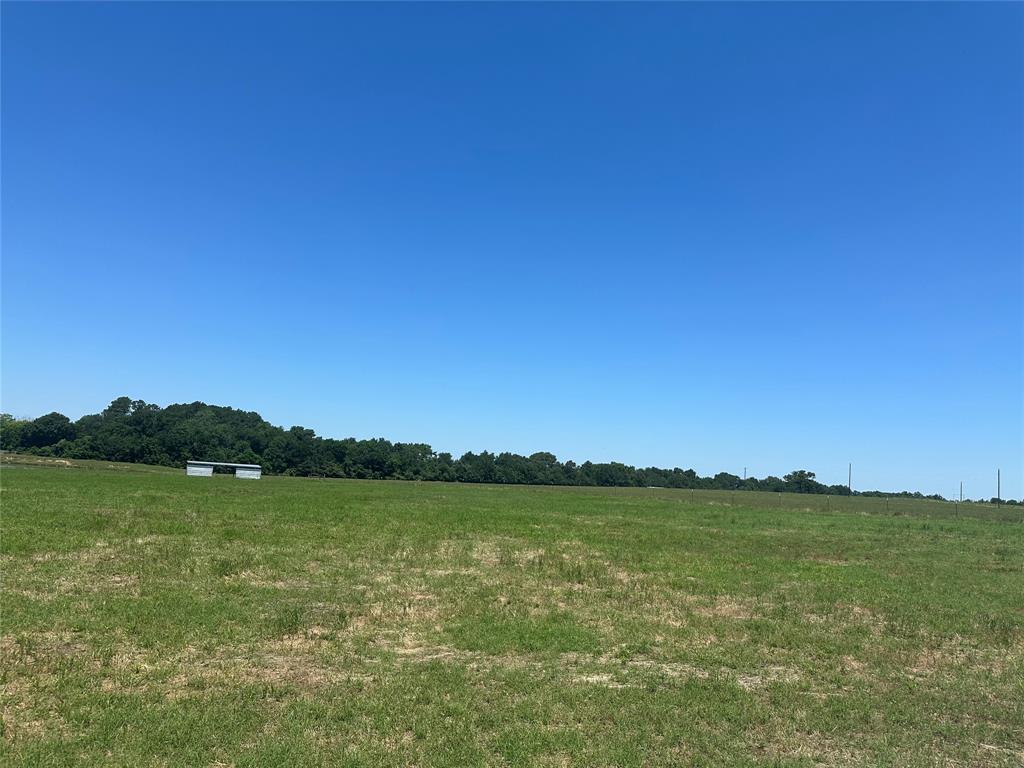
[2,459,1022,766]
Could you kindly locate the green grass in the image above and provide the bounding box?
[1,461,1022,766]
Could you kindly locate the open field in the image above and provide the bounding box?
[2,454,1016,521]
[2,461,1022,766]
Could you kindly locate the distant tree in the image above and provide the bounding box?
[20,412,76,448]
[0,414,27,450]
[75,413,104,434]
[671,468,700,488]
[528,452,566,485]
[494,452,531,484]
[579,461,637,487]
[426,452,457,482]
[456,451,498,483]
[102,397,135,419]
[783,470,823,494]
[5,395,947,499]
[711,472,741,490]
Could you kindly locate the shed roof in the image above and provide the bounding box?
[186,460,262,469]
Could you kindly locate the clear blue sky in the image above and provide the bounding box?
[2,2,1021,499]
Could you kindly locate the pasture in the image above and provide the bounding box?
[1,459,1022,766]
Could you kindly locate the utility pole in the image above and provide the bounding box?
[960,481,963,503]
[848,463,852,495]
[997,469,1001,506]
[743,467,747,480]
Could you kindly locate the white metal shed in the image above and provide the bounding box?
[186,460,262,479]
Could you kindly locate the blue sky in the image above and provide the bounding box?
[2,2,1021,498]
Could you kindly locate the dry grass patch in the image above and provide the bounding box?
[691,596,761,620]
[754,730,870,767]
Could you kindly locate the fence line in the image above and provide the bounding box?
[634,487,1021,522]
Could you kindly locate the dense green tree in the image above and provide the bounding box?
[102,396,135,419]
[456,451,498,483]
[711,472,741,490]
[0,414,26,451]
[0,396,969,501]
[20,412,76,448]
[783,470,823,494]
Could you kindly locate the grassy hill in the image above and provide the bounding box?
[2,463,1021,766]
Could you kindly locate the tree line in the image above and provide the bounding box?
[0,397,1010,502]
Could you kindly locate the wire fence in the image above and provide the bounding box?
[637,487,1023,522]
